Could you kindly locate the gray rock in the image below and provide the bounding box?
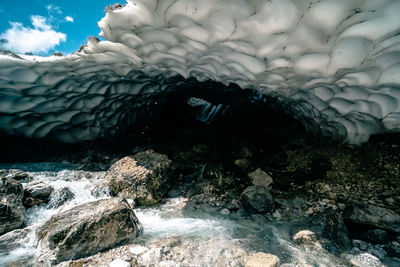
[0,227,32,252]
[47,187,75,208]
[0,177,25,235]
[343,202,400,233]
[35,198,142,265]
[23,181,54,208]
[240,186,274,214]
[344,253,383,267]
[105,150,173,206]
[0,169,31,181]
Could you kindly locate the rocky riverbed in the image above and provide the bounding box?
[1,134,400,266]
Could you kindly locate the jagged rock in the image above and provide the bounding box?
[0,169,31,181]
[248,168,273,188]
[0,177,25,235]
[293,230,322,249]
[47,187,75,209]
[23,181,54,208]
[105,150,173,206]
[343,202,400,233]
[246,252,280,267]
[35,198,142,265]
[240,186,274,214]
[290,209,351,253]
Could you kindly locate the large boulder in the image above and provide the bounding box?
[105,150,173,206]
[240,186,274,214]
[343,202,400,233]
[0,177,25,235]
[23,181,54,208]
[35,198,142,265]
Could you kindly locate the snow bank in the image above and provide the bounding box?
[1,0,400,144]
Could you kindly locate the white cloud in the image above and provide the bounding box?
[46,5,62,15]
[0,15,66,54]
[65,16,74,23]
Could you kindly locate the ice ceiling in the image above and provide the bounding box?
[1,0,400,144]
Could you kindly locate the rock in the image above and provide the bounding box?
[246,252,280,267]
[293,230,322,249]
[343,202,400,233]
[384,241,400,258]
[248,168,273,188]
[235,158,251,169]
[47,187,75,208]
[35,198,142,265]
[130,245,148,255]
[105,150,173,206]
[359,229,390,245]
[91,182,111,198]
[0,169,31,181]
[0,177,25,235]
[272,210,281,220]
[23,181,54,208]
[109,259,130,267]
[240,186,274,214]
[0,227,32,252]
[290,209,351,253]
[344,253,382,267]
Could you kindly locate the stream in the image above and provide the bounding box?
[0,162,388,266]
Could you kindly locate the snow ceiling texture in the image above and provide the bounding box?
[1,0,400,144]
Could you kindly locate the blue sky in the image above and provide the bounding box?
[0,0,119,55]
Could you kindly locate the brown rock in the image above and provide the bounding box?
[105,150,173,206]
[246,252,280,267]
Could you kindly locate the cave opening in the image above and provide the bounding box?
[0,80,308,163]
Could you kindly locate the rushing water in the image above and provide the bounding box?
[0,162,393,267]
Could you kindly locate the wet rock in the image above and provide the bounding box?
[23,181,54,208]
[343,202,400,233]
[293,230,322,249]
[105,150,173,206]
[248,168,273,188]
[91,182,111,198]
[344,253,383,267]
[0,169,31,181]
[240,186,274,214]
[35,198,142,265]
[290,209,351,253]
[48,187,75,208]
[246,252,280,267]
[359,229,390,245]
[0,227,32,252]
[0,177,25,235]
